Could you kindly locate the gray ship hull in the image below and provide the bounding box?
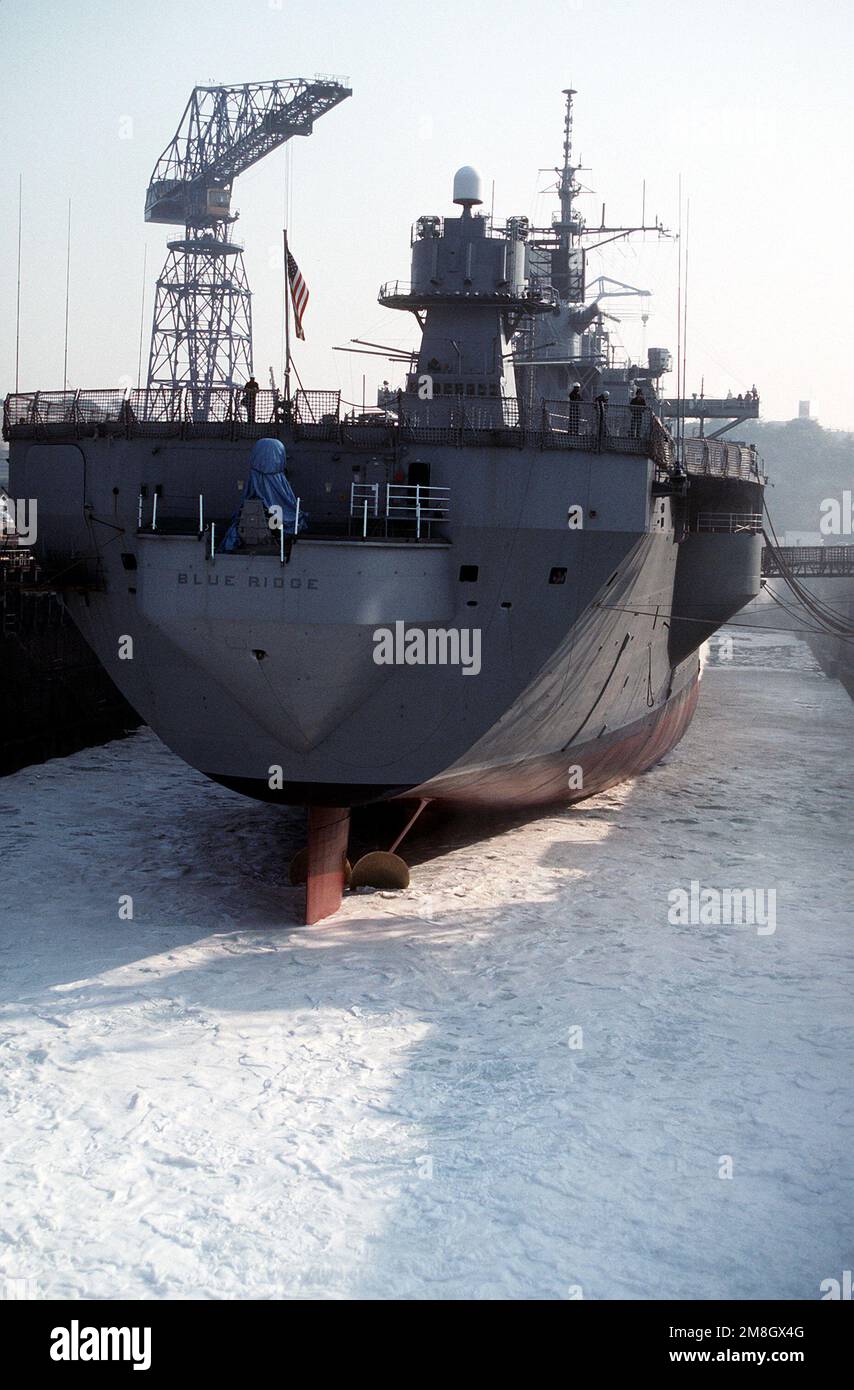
[9,428,760,811]
[802,577,854,699]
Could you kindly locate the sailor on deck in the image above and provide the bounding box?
[242,375,260,423]
[568,382,582,435]
[630,386,647,439]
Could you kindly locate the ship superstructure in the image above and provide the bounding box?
[4,87,766,922]
[514,88,669,410]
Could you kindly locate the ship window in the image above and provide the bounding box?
[548,567,567,585]
[121,553,138,571]
[459,564,479,582]
[477,383,487,397]
[465,383,475,396]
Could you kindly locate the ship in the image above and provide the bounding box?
[807,589,854,697]
[1,491,139,775]
[4,83,766,921]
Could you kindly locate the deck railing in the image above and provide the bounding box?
[350,482,450,539]
[137,491,305,563]
[4,387,763,482]
[682,437,765,483]
[6,389,656,456]
[693,512,763,534]
[137,491,209,535]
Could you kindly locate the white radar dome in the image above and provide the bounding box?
[453,166,483,208]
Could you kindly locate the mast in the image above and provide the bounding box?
[516,89,672,402]
[548,88,585,305]
[558,88,580,247]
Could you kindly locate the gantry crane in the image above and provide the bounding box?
[145,77,351,413]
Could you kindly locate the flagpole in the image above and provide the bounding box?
[283,227,292,404]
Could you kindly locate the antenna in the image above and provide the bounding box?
[63,198,72,390]
[136,243,148,387]
[682,197,690,453]
[558,87,578,233]
[15,175,22,395]
[676,174,683,458]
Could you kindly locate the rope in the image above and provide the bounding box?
[761,502,854,638]
[594,602,854,646]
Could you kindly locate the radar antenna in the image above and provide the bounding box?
[557,87,582,237]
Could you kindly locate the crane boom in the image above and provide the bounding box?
[145,77,352,226]
[143,74,352,411]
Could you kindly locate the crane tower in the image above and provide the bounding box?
[145,77,351,414]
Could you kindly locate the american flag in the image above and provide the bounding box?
[286,244,309,340]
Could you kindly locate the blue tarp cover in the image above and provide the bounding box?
[221,437,307,551]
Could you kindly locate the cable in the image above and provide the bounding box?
[762,529,853,636]
[762,502,854,632]
[760,583,843,637]
[594,602,854,646]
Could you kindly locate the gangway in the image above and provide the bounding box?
[761,545,854,579]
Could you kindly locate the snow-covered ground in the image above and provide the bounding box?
[1,620,852,1300]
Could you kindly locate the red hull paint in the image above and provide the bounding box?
[409,673,701,810]
[305,805,350,925]
[302,678,699,921]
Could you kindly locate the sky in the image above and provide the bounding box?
[2,0,853,428]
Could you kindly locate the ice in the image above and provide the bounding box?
[0,623,851,1300]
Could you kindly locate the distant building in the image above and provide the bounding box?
[798,400,813,419]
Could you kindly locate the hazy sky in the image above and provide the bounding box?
[2,0,852,427]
